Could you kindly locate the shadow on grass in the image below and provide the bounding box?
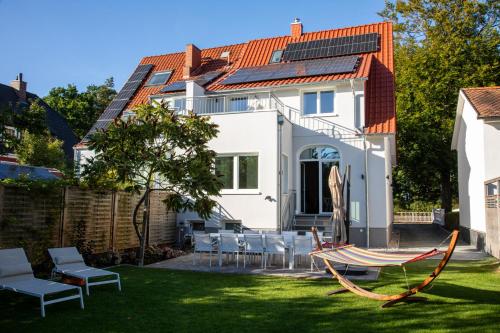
[1,259,499,333]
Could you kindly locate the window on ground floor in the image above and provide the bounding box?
[215,154,259,190]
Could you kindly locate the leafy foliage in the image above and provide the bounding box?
[0,99,48,154]
[44,78,116,138]
[16,130,66,170]
[380,0,500,211]
[82,102,222,265]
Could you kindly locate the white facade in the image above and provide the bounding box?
[452,91,500,234]
[76,79,396,246]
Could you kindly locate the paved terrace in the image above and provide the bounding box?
[148,224,489,279]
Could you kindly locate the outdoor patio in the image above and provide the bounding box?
[148,252,382,280]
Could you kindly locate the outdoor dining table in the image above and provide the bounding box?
[208,233,305,269]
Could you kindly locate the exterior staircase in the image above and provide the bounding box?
[292,214,333,234]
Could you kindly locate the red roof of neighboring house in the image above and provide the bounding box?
[125,22,396,134]
[462,86,500,118]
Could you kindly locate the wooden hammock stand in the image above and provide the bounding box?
[311,227,460,308]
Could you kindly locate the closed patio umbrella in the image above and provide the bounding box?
[329,166,347,244]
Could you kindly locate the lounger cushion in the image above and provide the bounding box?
[55,255,84,265]
[0,263,33,278]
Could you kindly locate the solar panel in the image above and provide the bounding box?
[83,120,113,140]
[195,71,224,86]
[83,63,153,140]
[221,55,360,85]
[161,81,186,93]
[160,71,224,93]
[282,33,378,62]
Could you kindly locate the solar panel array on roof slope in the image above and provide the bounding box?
[221,56,360,85]
[282,33,379,62]
[83,64,153,141]
[160,71,224,93]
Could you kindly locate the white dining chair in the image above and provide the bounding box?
[282,231,298,247]
[306,231,323,244]
[219,234,241,267]
[193,233,216,267]
[243,234,264,268]
[264,235,286,269]
[292,235,314,271]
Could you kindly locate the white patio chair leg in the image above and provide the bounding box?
[236,252,239,268]
[85,278,89,296]
[244,250,246,268]
[40,295,45,318]
[310,257,313,272]
[283,253,285,269]
[193,251,196,265]
[117,274,122,291]
[79,287,85,309]
[209,251,212,267]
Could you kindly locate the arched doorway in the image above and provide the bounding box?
[299,145,340,214]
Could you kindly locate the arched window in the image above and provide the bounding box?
[299,145,340,214]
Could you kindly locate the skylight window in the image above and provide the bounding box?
[269,50,283,64]
[146,71,172,86]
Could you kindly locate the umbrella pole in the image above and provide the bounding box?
[345,165,351,243]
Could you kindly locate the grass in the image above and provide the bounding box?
[1,259,499,333]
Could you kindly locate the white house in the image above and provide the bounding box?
[452,86,500,258]
[76,20,396,247]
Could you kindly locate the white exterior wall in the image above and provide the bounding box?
[74,148,95,175]
[78,78,394,243]
[176,110,280,230]
[483,121,500,182]
[456,100,486,232]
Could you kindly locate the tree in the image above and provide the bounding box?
[0,99,49,154]
[380,0,500,211]
[16,131,66,170]
[82,103,222,266]
[44,78,116,138]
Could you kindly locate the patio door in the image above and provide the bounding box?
[299,146,340,214]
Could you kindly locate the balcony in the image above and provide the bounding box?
[170,92,284,115]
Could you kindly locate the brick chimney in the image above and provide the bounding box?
[183,44,201,78]
[291,18,303,39]
[10,73,27,101]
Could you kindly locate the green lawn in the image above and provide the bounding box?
[1,259,499,333]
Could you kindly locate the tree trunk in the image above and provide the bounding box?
[138,189,150,267]
[440,169,452,213]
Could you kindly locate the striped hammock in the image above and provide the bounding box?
[310,245,444,267]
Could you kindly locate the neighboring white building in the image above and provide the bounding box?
[452,86,500,258]
[76,21,396,247]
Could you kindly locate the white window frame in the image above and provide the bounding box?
[216,153,260,195]
[301,88,336,117]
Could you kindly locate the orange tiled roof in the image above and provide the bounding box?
[127,22,395,134]
[462,86,500,118]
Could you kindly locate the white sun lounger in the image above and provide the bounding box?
[48,247,121,296]
[0,248,84,317]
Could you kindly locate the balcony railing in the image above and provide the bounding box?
[173,92,284,115]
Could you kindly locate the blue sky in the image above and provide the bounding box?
[0,0,386,96]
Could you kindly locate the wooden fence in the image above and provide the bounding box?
[0,185,176,261]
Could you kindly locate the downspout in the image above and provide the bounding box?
[363,134,370,248]
[277,114,284,232]
[350,79,356,129]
